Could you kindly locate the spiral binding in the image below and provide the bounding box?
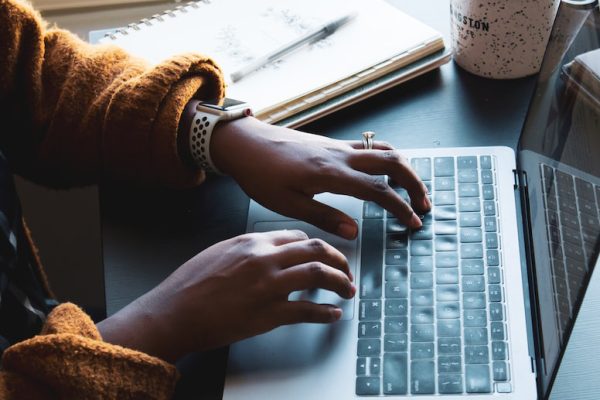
[104,0,210,40]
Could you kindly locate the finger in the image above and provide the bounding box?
[275,262,355,299]
[348,149,431,213]
[273,301,343,325]
[346,140,394,150]
[314,169,422,229]
[279,194,359,240]
[251,229,309,246]
[273,238,351,280]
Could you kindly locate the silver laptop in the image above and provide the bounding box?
[223,2,600,399]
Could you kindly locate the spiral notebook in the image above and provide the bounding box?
[97,0,449,127]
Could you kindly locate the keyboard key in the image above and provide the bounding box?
[386,219,408,233]
[464,310,487,327]
[385,299,408,316]
[411,158,432,181]
[458,156,477,169]
[356,377,380,395]
[481,169,493,184]
[482,185,495,200]
[383,353,408,394]
[436,268,459,284]
[484,216,497,232]
[434,206,457,220]
[461,227,483,243]
[357,358,367,375]
[411,342,435,359]
[411,360,435,394]
[435,176,455,191]
[492,341,507,360]
[436,252,459,267]
[385,265,407,281]
[385,249,408,265]
[462,259,484,275]
[434,157,455,177]
[463,276,485,292]
[434,191,456,205]
[480,156,492,169]
[483,200,496,216]
[463,293,486,309]
[410,224,433,240]
[493,361,509,381]
[458,169,478,183]
[438,355,462,373]
[385,317,408,333]
[438,374,463,394]
[410,256,433,272]
[360,300,382,320]
[437,285,459,302]
[465,345,489,364]
[385,280,408,298]
[438,337,461,354]
[460,213,482,227]
[358,339,381,356]
[411,240,433,256]
[437,319,461,338]
[437,302,460,319]
[489,285,503,302]
[459,197,480,212]
[360,219,384,298]
[411,290,434,306]
[420,213,433,226]
[461,244,484,259]
[488,267,501,283]
[384,334,408,352]
[370,357,381,375]
[410,273,433,289]
[435,236,458,251]
[411,324,434,342]
[491,322,505,340]
[386,233,408,249]
[485,233,499,249]
[363,202,384,219]
[358,322,381,338]
[459,184,479,197]
[411,307,434,324]
[466,365,491,393]
[575,177,595,201]
[490,303,504,321]
[464,327,488,345]
[487,250,500,266]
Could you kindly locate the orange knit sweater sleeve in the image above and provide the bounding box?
[0,0,225,189]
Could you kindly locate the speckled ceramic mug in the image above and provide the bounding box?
[450,0,560,79]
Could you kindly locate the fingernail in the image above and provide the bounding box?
[423,196,432,210]
[410,213,422,228]
[337,222,357,239]
[348,284,357,297]
[331,307,343,321]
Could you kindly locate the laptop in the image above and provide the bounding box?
[223,1,600,399]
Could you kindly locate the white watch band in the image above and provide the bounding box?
[189,111,224,175]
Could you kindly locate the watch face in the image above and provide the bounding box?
[201,98,247,111]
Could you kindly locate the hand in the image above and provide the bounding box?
[211,117,431,240]
[97,230,355,362]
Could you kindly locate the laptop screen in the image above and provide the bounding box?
[517,0,600,395]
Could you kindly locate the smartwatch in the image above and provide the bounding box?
[189,98,253,174]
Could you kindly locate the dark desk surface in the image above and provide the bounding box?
[100,1,537,398]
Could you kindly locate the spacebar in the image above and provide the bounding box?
[360,218,383,299]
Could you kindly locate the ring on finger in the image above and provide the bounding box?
[361,131,375,150]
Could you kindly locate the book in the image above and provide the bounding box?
[98,0,449,127]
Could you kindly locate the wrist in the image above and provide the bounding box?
[210,116,263,175]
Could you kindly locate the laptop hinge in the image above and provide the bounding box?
[513,169,528,189]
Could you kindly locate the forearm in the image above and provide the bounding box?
[0,0,225,188]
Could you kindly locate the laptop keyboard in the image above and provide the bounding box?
[356,155,512,396]
[540,164,600,340]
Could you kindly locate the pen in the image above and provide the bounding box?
[230,12,356,83]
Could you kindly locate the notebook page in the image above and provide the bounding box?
[100,0,441,113]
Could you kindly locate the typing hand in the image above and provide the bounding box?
[97,230,354,362]
[211,117,431,239]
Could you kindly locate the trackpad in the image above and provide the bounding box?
[253,221,357,321]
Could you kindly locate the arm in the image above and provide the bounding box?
[0,0,224,189]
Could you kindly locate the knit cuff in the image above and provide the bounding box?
[2,303,178,400]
